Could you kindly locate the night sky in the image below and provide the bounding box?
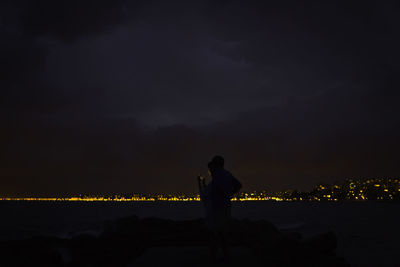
[1,0,400,196]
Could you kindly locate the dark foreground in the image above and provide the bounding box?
[0,215,348,267]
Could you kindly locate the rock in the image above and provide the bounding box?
[0,216,349,267]
[0,237,65,267]
[304,231,337,253]
[67,234,146,267]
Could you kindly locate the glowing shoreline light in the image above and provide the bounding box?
[1,178,398,202]
[0,196,275,202]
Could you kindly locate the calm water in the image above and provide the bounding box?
[1,201,399,265]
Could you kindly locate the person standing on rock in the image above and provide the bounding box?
[198,155,242,262]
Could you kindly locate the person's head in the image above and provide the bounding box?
[208,155,224,174]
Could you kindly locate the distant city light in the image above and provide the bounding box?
[1,178,399,202]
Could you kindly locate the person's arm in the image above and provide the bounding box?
[197,175,205,190]
[198,175,208,201]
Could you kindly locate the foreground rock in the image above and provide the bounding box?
[0,216,348,266]
[130,246,261,267]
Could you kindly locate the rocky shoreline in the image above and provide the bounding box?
[0,215,348,266]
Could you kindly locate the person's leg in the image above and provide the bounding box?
[220,230,229,259]
[216,229,230,262]
[209,209,231,262]
[220,208,232,261]
[208,229,219,261]
[209,229,230,262]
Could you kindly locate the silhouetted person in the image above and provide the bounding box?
[198,155,242,262]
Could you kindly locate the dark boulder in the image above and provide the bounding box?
[304,231,337,253]
[0,215,348,267]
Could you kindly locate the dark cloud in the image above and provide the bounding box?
[1,0,400,196]
[13,0,131,41]
[0,0,146,112]
[2,111,399,196]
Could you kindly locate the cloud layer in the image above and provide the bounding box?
[1,0,399,196]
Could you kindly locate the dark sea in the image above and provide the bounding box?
[1,201,398,266]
